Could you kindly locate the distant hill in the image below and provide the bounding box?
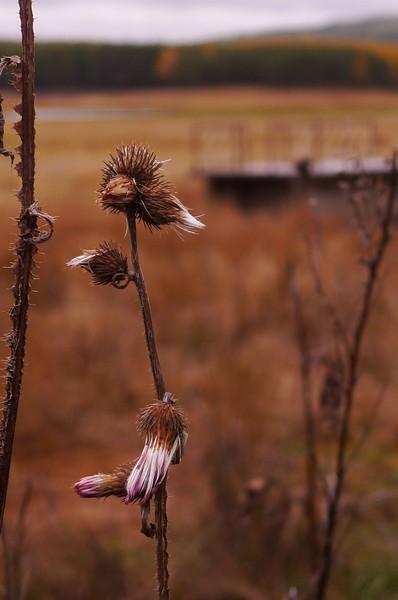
[310,17,398,42]
[258,17,398,43]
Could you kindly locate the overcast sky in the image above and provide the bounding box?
[2,0,398,44]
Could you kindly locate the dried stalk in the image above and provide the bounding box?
[70,145,201,600]
[126,209,166,401]
[126,207,169,599]
[155,475,170,600]
[0,0,53,532]
[313,159,398,599]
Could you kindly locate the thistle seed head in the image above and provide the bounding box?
[125,399,188,505]
[73,401,188,507]
[99,144,204,233]
[100,173,137,210]
[138,399,188,463]
[74,463,133,499]
[67,241,129,287]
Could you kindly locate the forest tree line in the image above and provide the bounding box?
[1,37,398,89]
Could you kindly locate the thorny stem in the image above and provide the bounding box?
[0,0,37,532]
[314,159,398,600]
[126,207,169,600]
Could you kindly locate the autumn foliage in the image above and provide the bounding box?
[1,36,398,89]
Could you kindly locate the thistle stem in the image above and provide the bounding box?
[155,475,170,600]
[0,0,37,532]
[126,209,166,401]
[126,207,169,600]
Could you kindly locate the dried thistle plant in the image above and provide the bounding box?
[0,0,54,531]
[75,463,133,500]
[69,144,202,600]
[125,399,188,505]
[289,157,398,600]
[67,241,130,288]
[75,399,188,505]
[99,144,204,232]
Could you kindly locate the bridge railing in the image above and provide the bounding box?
[191,119,388,174]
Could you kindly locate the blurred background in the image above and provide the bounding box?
[1,2,398,599]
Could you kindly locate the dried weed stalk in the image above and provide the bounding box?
[289,158,398,600]
[0,0,54,531]
[70,144,202,600]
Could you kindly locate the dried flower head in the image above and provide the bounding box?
[74,399,188,507]
[74,463,133,500]
[67,241,129,287]
[125,398,188,505]
[99,144,204,233]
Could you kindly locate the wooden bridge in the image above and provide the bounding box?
[191,120,393,209]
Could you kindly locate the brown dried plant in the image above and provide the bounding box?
[69,144,202,600]
[289,158,398,600]
[0,0,54,531]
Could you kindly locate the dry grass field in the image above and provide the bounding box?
[1,87,398,599]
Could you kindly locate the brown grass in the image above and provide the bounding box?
[1,87,398,599]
